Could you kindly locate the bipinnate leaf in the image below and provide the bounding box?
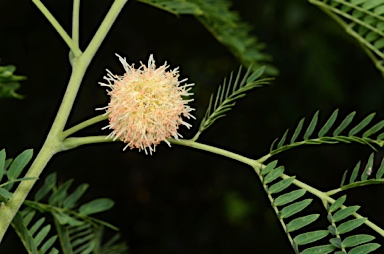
[268,177,295,194]
[12,211,59,254]
[286,214,320,232]
[79,198,115,215]
[35,173,57,202]
[7,149,33,180]
[348,243,380,254]
[294,230,329,245]
[263,166,284,184]
[301,244,335,254]
[196,65,270,138]
[337,218,366,234]
[280,199,312,219]
[329,195,347,213]
[342,234,375,248]
[332,206,360,223]
[273,189,306,206]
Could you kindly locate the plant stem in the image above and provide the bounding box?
[72,0,81,49]
[0,139,60,242]
[168,138,262,168]
[61,114,109,138]
[32,0,82,57]
[62,136,115,150]
[0,0,128,242]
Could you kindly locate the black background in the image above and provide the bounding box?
[1,0,384,253]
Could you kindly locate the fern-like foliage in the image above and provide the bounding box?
[192,66,272,140]
[137,0,278,75]
[309,0,384,76]
[257,161,380,253]
[339,152,384,191]
[12,208,59,254]
[0,65,26,98]
[270,109,384,155]
[11,172,128,254]
[326,195,379,253]
[0,149,36,204]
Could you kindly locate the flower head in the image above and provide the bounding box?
[98,54,195,155]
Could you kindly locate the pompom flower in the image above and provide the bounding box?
[97,54,195,155]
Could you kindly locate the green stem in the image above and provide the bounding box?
[72,0,81,49]
[0,0,128,243]
[61,114,109,139]
[168,138,262,170]
[0,139,61,242]
[62,136,115,150]
[32,0,82,57]
[172,138,384,238]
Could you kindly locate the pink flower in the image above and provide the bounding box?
[98,54,195,155]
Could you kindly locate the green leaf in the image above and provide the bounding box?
[0,65,26,99]
[332,206,360,222]
[318,109,338,137]
[40,235,58,253]
[286,214,319,232]
[35,173,57,202]
[48,179,74,206]
[363,119,384,137]
[333,111,356,136]
[348,113,376,136]
[337,218,366,234]
[7,149,33,180]
[280,199,312,219]
[53,212,83,226]
[63,183,89,209]
[301,244,335,254]
[137,0,202,15]
[261,160,278,175]
[376,156,384,179]
[79,198,115,215]
[294,230,329,245]
[0,187,12,199]
[350,162,361,184]
[277,129,288,148]
[329,195,347,213]
[348,243,380,254]
[34,225,51,247]
[246,66,265,83]
[263,166,284,184]
[0,149,5,182]
[304,111,319,140]
[340,170,348,186]
[329,238,342,248]
[291,118,305,144]
[274,189,306,206]
[342,234,375,248]
[361,153,374,181]
[268,176,295,194]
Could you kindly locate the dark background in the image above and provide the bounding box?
[1,0,384,253]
